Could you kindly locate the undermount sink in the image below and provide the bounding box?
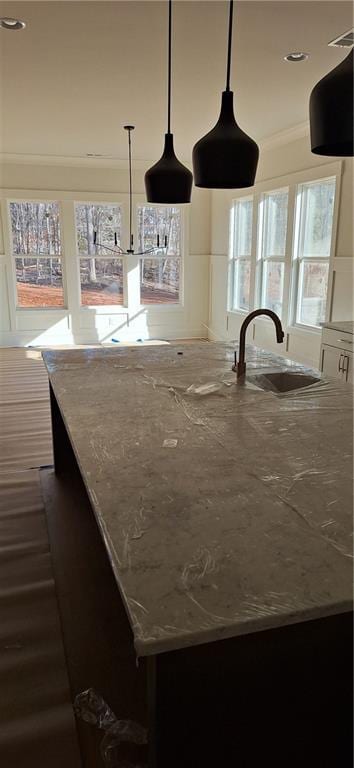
[248,371,320,393]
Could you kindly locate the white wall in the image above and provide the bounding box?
[209,130,353,367]
[0,161,211,345]
[1,131,353,359]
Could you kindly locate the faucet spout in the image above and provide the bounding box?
[233,309,284,380]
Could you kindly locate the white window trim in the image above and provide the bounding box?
[137,202,187,311]
[2,189,188,319]
[74,200,126,310]
[289,175,338,332]
[228,194,253,314]
[227,160,342,336]
[7,198,66,311]
[256,186,290,323]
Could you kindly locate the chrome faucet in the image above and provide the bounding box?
[233,309,284,379]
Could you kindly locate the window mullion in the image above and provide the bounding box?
[283,184,296,328]
[61,200,79,315]
[254,195,263,310]
[249,193,259,311]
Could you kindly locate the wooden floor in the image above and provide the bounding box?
[0,347,81,768]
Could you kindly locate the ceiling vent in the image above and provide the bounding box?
[328,28,354,48]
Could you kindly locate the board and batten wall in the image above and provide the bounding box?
[0,161,210,345]
[209,130,354,368]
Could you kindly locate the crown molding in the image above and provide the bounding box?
[0,123,310,169]
[0,153,152,170]
[260,121,309,151]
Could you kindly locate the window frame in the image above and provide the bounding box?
[137,203,186,310]
[228,194,254,314]
[256,186,290,322]
[7,198,67,311]
[290,176,337,331]
[74,200,126,309]
[227,161,342,336]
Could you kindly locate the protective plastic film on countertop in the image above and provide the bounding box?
[74,688,148,767]
[42,343,353,656]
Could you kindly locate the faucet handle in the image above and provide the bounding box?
[232,351,237,372]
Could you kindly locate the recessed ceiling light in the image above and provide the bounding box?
[284,52,309,63]
[0,17,26,31]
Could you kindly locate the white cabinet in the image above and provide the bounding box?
[321,326,353,384]
[320,345,353,383]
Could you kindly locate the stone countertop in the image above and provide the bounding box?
[321,321,354,335]
[43,344,353,657]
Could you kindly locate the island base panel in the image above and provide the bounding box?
[151,611,352,767]
[40,464,148,767]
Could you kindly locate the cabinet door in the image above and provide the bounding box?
[321,345,353,383]
[321,345,343,380]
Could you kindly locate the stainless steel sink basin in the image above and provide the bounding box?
[248,371,320,393]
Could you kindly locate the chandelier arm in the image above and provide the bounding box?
[92,239,167,257]
[135,247,167,256]
[91,240,125,256]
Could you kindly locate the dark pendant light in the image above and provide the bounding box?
[192,0,259,189]
[310,48,353,157]
[145,0,192,204]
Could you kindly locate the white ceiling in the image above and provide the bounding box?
[0,1,352,162]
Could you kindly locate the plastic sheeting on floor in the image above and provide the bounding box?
[0,348,81,767]
[0,348,53,472]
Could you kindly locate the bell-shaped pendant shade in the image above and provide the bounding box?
[145,133,193,204]
[310,48,353,157]
[193,90,259,189]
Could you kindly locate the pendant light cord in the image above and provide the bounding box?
[127,127,133,247]
[226,0,234,91]
[167,0,172,133]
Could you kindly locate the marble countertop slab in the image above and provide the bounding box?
[321,321,354,334]
[43,344,353,657]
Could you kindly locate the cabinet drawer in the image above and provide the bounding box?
[322,328,354,351]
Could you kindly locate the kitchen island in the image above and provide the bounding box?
[42,343,353,767]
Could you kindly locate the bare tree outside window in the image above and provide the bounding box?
[294,178,335,327]
[10,201,64,307]
[138,206,181,304]
[75,203,124,306]
[259,189,289,319]
[230,197,253,311]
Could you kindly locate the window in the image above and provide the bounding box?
[229,197,253,311]
[258,189,288,318]
[293,178,335,328]
[138,206,181,304]
[10,201,64,307]
[228,168,338,334]
[75,203,124,306]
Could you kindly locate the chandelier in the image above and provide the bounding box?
[93,126,169,255]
